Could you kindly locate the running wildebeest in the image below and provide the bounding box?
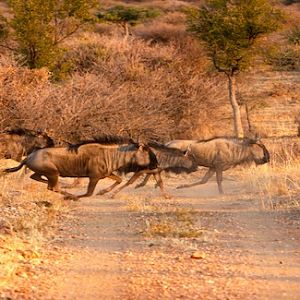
[176,137,270,194]
[128,140,199,193]
[2,136,157,200]
[97,141,198,198]
[0,128,54,161]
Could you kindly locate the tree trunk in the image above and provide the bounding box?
[227,75,244,138]
[244,102,252,134]
[123,23,130,40]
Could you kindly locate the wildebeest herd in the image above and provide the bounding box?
[0,128,270,200]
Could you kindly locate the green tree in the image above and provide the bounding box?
[3,0,97,69]
[187,0,282,137]
[97,5,159,39]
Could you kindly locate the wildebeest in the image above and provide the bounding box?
[2,136,157,200]
[176,137,270,193]
[98,141,198,198]
[0,128,54,161]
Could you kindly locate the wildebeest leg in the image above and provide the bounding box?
[135,174,151,189]
[110,171,145,198]
[77,177,101,198]
[61,178,84,189]
[216,169,224,194]
[111,169,169,199]
[176,168,215,189]
[97,174,122,195]
[46,175,60,192]
[153,172,171,199]
[46,174,79,200]
[30,173,48,184]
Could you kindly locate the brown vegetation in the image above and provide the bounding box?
[1,0,300,298]
[0,159,66,298]
[0,32,227,142]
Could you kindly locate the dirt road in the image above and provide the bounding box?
[40,177,300,300]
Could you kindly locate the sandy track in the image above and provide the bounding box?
[40,178,300,300]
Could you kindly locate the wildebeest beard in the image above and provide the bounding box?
[253,143,270,164]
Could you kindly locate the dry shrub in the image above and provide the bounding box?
[0,67,51,131]
[134,20,187,44]
[0,33,228,142]
[136,0,196,12]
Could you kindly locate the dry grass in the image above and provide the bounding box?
[0,159,67,297]
[125,196,202,238]
[144,207,202,238]
[238,140,300,209]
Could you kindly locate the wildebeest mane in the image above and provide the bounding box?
[68,135,136,152]
[148,141,186,156]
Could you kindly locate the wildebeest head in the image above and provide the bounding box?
[246,139,270,165]
[132,143,158,169]
[35,131,55,148]
[1,128,54,161]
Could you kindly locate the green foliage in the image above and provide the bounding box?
[6,0,98,69]
[264,45,300,71]
[287,24,300,45]
[0,16,9,41]
[187,0,282,75]
[97,5,160,27]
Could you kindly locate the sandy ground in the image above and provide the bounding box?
[16,176,300,300]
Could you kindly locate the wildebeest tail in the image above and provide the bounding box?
[3,159,27,173]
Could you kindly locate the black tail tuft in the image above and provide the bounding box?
[3,160,26,173]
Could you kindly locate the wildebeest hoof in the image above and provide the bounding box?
[176,185,187,189]
[97,190,107,195]
[63,194,79,201]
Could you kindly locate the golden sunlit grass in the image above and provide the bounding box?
[244,163,300,209]
[238,142,300,209]
[0,160,66,297]
[124,195,202,238]
[144,208,202,238]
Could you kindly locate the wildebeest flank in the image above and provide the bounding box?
[177,137,270,194]
[0,128,54,161]
[2,136,157,199]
